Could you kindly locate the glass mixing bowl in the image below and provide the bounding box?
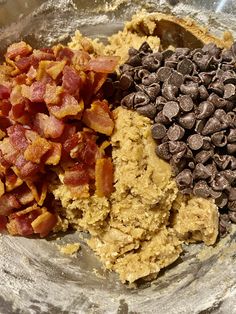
[0,1,236,313]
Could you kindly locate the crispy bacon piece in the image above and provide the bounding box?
[34,113,65,139]
[6,41,32,60]
[33,49,55,62]
[0,215,7,231]
[7,124,28,151]
[0,99,11,116]
[0,137,19,165]
[15,56,33,72]
[44,142,62,165]
[72,50,91,69]
[5,169,23,192]
[13,184,34,205]
[46,60,66,80]
[62,65,82,96]
[44,84,64,105]
[82,100,114,135]
[0,193,21,215]
[0,178,4,197]
[95,158,113,197]
[24,136,51,164]
[55,46,74,64]
[49,94,84,119]
[21,81,46,103]
[31,210,57,237]
[10,85,24,106]
[93,72,108,94]
[0,84,11,99]
[15,154,41,179]
[85,56,120,73]
[63,163,90,186]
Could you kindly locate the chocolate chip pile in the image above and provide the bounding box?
[114,41,236,235]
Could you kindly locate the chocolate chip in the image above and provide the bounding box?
[178,95,194,112]
[193,163,211,180]
[180,82,199,99]
[178,112,196,129]
[196,101,215,119]
[162,50,174,60]
[187,134,203,150]
[228,201,236,211]
[211,173,231,191]
[229,156,236,170]
[155,142,171,160]
[202,136,213,150]
[193,181,211,198]
[175,48,190,58]
[177,57,194,75]
[121,93,135,108]
[208,93,231,109]
[145,83,160,101]
[192,52,211,71]
[139,42,152,54]
[202,43,221,57]
[162,83,178,100]
[228,129,236,142]
[194,119,206,134]
[188,161,195,169]
[195,150,214,164]
[211,131,227,147]
[214,154,231,170]
[201,117,222,135]
[155,111,170,125]
[198,71,215,85]
[170,158,187,175]
[142,73,159,86]
[228,211,236,222]
[208,80,224,96]
[136,103,156,119]
[127,54,142,67]
[221,170,236,184]
[229,188,236,201]
[167,71,184,88]
[198,85,209,101]
[133,91,150,108]
[142,54,161,72]
[119,63,134,74]
[224,83,236,100]
[169,141,187,154]
[128,47,139,56]
[165,60,178,68]
[156,67,172,82]
[227,143,236,154]
[222,70,236,85]
[119,73,133,90]
[151,123,167,140]
[163,101,180,120]
[175,169,193,189]
[155,96,167,111]
[136,68,150,80]
[216,194,229,209]
[167,124,185,141]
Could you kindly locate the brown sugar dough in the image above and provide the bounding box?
[50,108,219,283]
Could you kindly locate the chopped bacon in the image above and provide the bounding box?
[0,215,7,231]
[85,56,119,73]
[0,193,21,215]
[62,65,81,96]
[6,41,32,60]
[63,163,90,186]
[27,66,37,81]
[13,184,34,205]
[44,142,62,165]
[44,83,64,105]
[46,60,66,80]
[7,124,28,151]
[33,49,55,62]
[0,84,11,99]
[72,50,91,69]
[15,154,40,179]
[0,129,5,141]
[93,72,108,94]
[56,46,74,64]
[0,178,4,197]
[0,99,11,116]
[49,94,84,119]
[0,137,19,164]
[31,210,57,237]
[15,56,33,72]
[10,85,24,106]
[95,158,113,197]
[5,169,23,192]
[82,100,114,135]
[21,81,46,103]
[24,136,51,164]
[9,102,25,120]
[34,113,64,139]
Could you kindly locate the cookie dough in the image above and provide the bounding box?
[51,12,222,283]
